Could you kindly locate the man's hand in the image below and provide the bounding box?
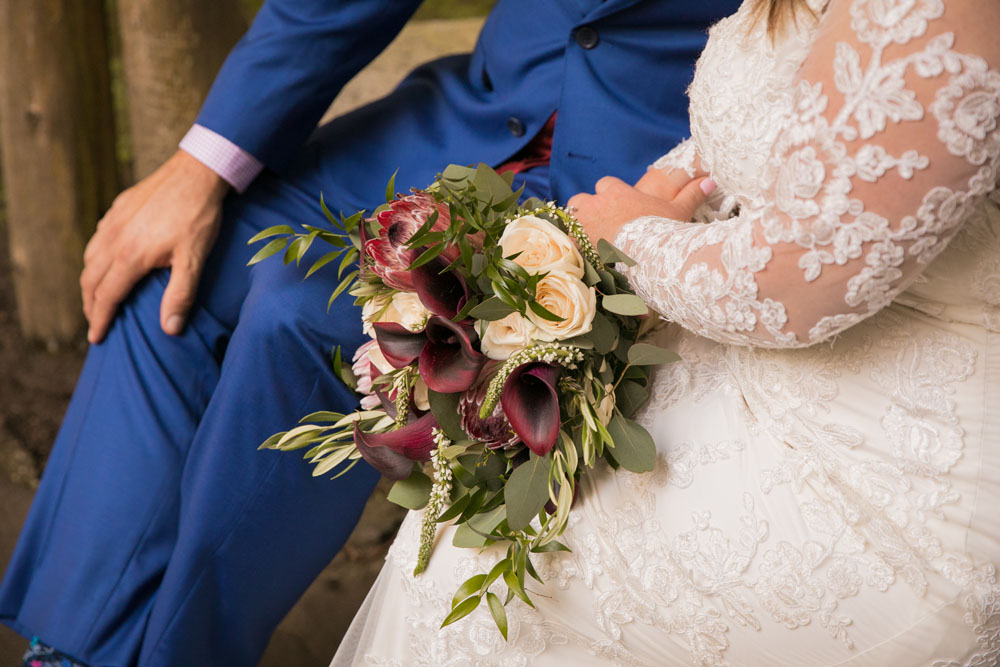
[81,150,230,344]
[567,168,716,245]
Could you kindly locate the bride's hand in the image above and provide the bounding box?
[567,169,715,244]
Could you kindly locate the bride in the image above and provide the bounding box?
[333,0,1000,663]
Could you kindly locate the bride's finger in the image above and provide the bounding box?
[670,176,716,221]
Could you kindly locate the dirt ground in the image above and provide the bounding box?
[0,17,482,666]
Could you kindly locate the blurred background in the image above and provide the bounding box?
[0,0,492,663]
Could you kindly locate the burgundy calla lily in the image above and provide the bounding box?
[418,317,487,394]
[410,258,469,319]
[372,322,426,369]
[501,362,562,456]
[354,412,440,480]
[460,378,519,449]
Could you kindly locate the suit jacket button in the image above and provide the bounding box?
[575,26,599,49]
[506,117,526,137]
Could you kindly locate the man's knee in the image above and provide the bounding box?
[240,257,366,357]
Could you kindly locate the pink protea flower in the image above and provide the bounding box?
[364,192,453,291]
[460,377,519,450]
[352,339,393,410]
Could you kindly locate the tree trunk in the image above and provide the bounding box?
[117,0,247,179]
[0,0,120,346]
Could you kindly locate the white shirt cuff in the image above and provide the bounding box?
[179,124,264,193]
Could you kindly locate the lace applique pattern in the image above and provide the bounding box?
[616,0,1000,348]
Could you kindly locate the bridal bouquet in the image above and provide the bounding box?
[251,164,676,637]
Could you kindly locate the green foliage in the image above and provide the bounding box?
[387,468,433,509]
[606,413,657,473]
[504,454,552,531]
[254,160,677,640]
[627,342,681,366]
[602,293,649,317]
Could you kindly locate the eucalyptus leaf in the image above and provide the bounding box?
[468,297,516,321]
[594,272,614,297]
[473,449,508,483]
[428,390,466,441]
[588,311,619,355]
[615,380,649,418]
[627,343,681,366]
[504,454,552,531]
[387,468,432,510]
[453,522,489,548]
[582,259,601,286]
[602,294,648,317]
[441,164,476,184]
[468,505,506,535]
[472,163,515,206]
[606,413,657,473]
[597,238,638,267]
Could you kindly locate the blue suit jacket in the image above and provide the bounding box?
[196,0,741,205]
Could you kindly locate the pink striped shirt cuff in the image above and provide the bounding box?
[179,124,264,193]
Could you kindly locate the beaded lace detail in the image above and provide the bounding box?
[616,0,1000,348]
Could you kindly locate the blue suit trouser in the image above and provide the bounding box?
[0,117,552,666]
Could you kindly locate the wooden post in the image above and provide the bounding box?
[116,0,247,179]
[0,0,120,346]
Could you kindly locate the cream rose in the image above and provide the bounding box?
[500,215,585,278]
[526,271,596,341]
[479,311,539,360]
[362,291,431,336]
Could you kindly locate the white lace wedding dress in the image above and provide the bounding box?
[332,0,1000,664]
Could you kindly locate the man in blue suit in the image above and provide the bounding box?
[0,0,737,664]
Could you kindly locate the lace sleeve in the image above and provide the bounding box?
[649,139,738,222]
[651,138,700,177]
[615,0,1000,348]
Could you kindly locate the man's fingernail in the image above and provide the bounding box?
[165,315,184,335]
[700,178,717,195]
